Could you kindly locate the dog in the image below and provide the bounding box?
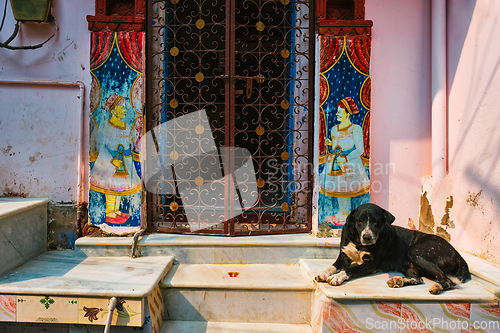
[314,203,470,295]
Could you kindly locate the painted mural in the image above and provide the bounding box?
[318,36,371,228]
[312,286,500,333]
[89,32,144,229]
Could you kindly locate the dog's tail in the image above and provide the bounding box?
[448,276,464,286]
[449,257,470,285]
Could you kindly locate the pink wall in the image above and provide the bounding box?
[366,0,500,263]
[367,0,432,228]
[445,0,500,262]
[1,0,499,261]
[0,0,93,202]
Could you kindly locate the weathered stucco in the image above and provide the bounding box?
[0,1,93,248]
[419,0,500,264]
[0,0,498,263]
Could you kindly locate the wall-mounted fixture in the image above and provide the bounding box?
[1,0,56,49]
[9,0,52,22]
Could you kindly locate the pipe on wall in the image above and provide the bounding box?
[0,79,87,208]
[431,0,448,182]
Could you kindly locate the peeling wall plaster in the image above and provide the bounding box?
[0,1,93,249]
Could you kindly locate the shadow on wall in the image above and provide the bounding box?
[368,0,435,211]
[372,0,477,213]
[448,0,500,226]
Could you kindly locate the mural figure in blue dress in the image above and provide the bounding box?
[318,36,371,228]
[320,97,370,225]
[90,94,141,224]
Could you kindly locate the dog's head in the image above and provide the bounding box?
[346,203,395,246]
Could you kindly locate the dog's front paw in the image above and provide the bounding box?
[326,271,348,286]
[314,266,338,282]
[429,283,443,295]
[387,276,404,288]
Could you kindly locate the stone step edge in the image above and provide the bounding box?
[75,233,341,248]
[160,321,313,333]
[160,263,315,291]
[0,198,49,220]
[459,251,500,292]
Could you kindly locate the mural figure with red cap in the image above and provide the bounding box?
[320,97,370,225]
[89,94,141,224]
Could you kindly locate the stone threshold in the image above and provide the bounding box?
[160,321,313,333]
[162,263,315,291]
[75,233,341,247]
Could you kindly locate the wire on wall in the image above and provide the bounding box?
[0,0,58,50]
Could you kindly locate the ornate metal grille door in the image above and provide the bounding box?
[147,0,314,235]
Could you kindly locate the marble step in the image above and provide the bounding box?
[160,321,313,333]
[0,251,174,298]
[75,233,341,264]
[160,263,315,324]
[300,259,498,302]
[461,251,500,298]
[0,251,174,327]
[0,198,49,277]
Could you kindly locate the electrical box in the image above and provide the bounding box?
[9,0,51,22]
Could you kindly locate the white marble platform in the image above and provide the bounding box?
[0,251,174,298]
[160,321,313,333]
[461,251,500,291]
[301,259,498,302]
[162,263,314,290]
[0,198,49,220]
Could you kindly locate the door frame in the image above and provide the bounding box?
[145,0,316,236]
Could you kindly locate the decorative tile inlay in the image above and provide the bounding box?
[17,295,78,323]
[147,284,164,333]
[40,296,55,309]
[322,299,402,333]
[78,297,144,327]
[401,302,470,333]
[0,295,16,321]
[470,302,500,333]
[311,287,325,333]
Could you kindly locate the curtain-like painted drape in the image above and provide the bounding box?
[318,35,371,228]
[117,32,144,73]
[90,32,114,70]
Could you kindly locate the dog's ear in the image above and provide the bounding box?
[382,208,395,224]
[346,206,359,225]
[345,211,352,223]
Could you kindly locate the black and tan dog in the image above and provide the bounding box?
[315,203,469,294]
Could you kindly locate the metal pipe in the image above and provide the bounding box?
[431,0,448,182]
[104,297,118,333]
[131,227,145,258]
[0,79,87,216]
